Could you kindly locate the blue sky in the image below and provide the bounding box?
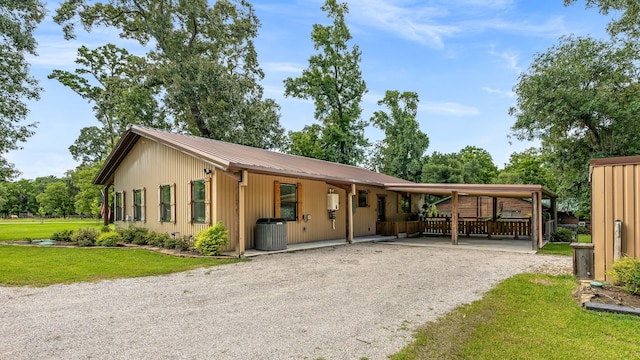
[8,0,612,180]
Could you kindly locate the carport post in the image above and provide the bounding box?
[347,184,355,244]
[451,191,459,245]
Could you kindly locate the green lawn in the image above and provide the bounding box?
[392,273,640,359]
[0,218,107,241]
[0,245,242,286]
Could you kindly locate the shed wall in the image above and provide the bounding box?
[591,162,640,280]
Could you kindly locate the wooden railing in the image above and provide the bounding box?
[377,218,531,239]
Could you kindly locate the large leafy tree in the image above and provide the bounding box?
[0,0,45,172]
[284,0,368,165]
[49,44,169,164]
[421,152,464,184]
[36,180,75,218]
[494,148,557,189]
[510,35,640,212]
[370,91,429,182]
[458,146,498,184]
[68,163,103,216]
[54,0,284,149]
[565,0,640,38]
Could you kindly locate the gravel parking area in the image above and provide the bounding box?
[0,243,570,359]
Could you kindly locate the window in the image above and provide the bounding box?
[133,189,143,221]
[358,190,368,207]
[160,185,171,222]
[400,193,411,213]
[192,180,206,223]
[115,192,123,221]
[280,183,297,221]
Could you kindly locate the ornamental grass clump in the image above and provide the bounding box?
[609,257,640,295]
[195,222,228,256]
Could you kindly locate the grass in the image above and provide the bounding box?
[0,245,243,287]
[392,273,640,359]
[536,234,593,256]
[0,218,108,241]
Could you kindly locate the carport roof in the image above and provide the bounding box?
[385,183,556,199]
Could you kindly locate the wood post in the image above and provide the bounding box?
[347,184,355,243]
[103,184,110,226]
[237,170,247,257]
[451,191,458,245]
[531,191,539,250]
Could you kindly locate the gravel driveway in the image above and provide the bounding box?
[0,243,570,359]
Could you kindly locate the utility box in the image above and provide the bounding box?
[255,218,287,251]
[571,242,594,280]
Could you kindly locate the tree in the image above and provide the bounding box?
[494,148,557,189]
[370,91,429,182]
[36,180,75,218]
[509,35,640,213]
[565,0,640,38]
[0,158,20,182]
[0,1,45,169]
[458,146,497,184]
[421,152,464,184]
[284,0,368,165]
[54,0,284,150]
[285,124,326,160]
[68,163,103,216]
[49,44,169,164]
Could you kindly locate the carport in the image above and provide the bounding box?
[382,183,558,250]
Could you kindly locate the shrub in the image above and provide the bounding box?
[577,226,590,235]
[72,228,99,247]
[146,232,171,247]
[175,235,194,251]
[51,229,74,242]
[163,237,178,250]
[96,232,121,247]
[195,222,229,256]
[116,226,149,245]
[100,225,112,233]
[551,227,574,242]
[608,257,640,295]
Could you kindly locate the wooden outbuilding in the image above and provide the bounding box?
[590,156,640,280]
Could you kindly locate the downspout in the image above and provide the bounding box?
[237,170,248,258]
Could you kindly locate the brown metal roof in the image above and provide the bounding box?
[94,125,556,199]
[94,125,414,186]
[590,155,640,167]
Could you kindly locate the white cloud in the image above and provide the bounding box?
[263,62,305,74]
[481,86,515,98]
[422,102,479,116]
[349,0,460,49]
[488,45,522,73]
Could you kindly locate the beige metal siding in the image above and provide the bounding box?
[591,161,640,280]
[113,140,219,244]
[242,173,350,247]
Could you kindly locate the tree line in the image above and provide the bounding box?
[2,0,640,219]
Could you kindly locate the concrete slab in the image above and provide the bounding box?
[233,234,535,257]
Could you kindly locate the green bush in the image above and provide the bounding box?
[51,229,74,242]
[72,228,99,247]
[100,225,112,233]
[96,232,121,247]
[577,226,590,235]
[116,226,149,245]
[163,237,178,250]
[175,235,194,251]
[551,227,575,242]
[146,232,172,247]
[195,222,228,256]
[609,257,640,295]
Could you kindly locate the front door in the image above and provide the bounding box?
[377,196,386,222]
